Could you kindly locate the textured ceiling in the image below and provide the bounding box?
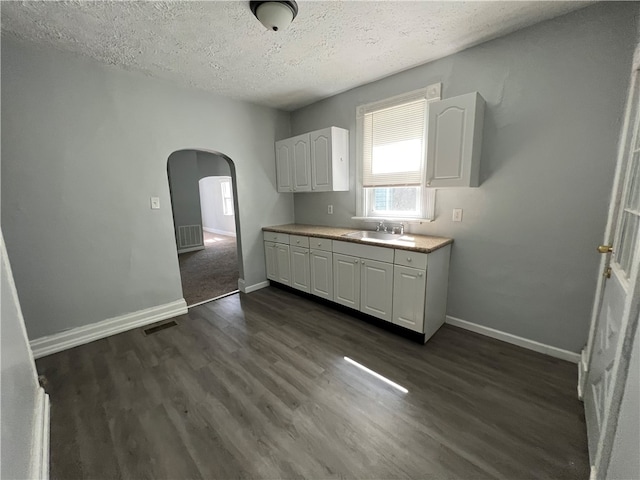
[1,1,588,111]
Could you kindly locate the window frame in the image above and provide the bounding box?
[221,178,234,216]
[354,86,438,222]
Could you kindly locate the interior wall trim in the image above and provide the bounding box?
[29,299,188,359]
[446,315,581,363]
[202,227,237,237]
[237,279,270,294]
[30,388,50,480]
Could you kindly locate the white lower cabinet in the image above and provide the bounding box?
[360,259,394,322]
[265,240,292,286]
[265,241,278,281]
[333,253,360,309]
[392,265,427,332]
[275,243,291,286]
[264,232,451,342]
[310,250,333,300]
[290,246,310,293]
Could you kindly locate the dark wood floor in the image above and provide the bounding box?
[37,287,589,479]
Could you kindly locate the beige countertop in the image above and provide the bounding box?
[262,224,453,254]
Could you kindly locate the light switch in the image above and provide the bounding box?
[452,208,463,222]
[150,197,160,209]
[328,205,333,214]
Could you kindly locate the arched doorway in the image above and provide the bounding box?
[167,149,243,306]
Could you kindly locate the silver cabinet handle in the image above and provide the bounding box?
[354,259,358,263]
[361,260,365,264]
[418,272,423,277]
[407,257,412,262]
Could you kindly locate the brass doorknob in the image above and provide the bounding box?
[597,245,613,254]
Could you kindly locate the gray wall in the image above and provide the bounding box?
[168,150,205,248]
[199,176,237,236]
[0,232,41,479]
[1,37,293,340]
[197,151,231,178]
[289,3,638,353]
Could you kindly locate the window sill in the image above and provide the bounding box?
[351,216,434,224]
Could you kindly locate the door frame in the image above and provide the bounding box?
[580,66,640,478]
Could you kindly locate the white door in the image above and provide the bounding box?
[392,265,426,332]
[275,243,291,286]
[333,253,360,310]
[582,70,640,478]
[310,128,331,191]
[290,246,310,293]
[292,134,311,192]
[360,259,394,322]
[264,241,278,281]
[310,250,333,300]
[275,139,293,193]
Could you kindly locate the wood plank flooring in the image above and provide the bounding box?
[37,287,589,479]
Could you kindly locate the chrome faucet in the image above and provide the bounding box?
[390,223,405,235]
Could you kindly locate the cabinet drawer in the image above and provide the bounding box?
[394,250,428,270]
[332,241,394,263]
[263,231,290,244]
[290,235,310,248]
[309,237,332,251]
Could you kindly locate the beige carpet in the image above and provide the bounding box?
[178,231,239,306]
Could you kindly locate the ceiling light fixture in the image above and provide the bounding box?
[250,1,298,32]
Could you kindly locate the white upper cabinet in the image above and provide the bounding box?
[310,127,349,192]
[292,133,311,192]
[275,141,293,193]
[426,92,485,188]
[275,127,349,193]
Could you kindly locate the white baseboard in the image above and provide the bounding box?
[237,279,270,294]
[30,388,50,479]
[445,315,581,363]
[178,245,205,254]
[203,227,236,237]
[30,299,188,358]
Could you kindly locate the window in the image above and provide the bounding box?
[221,179,234,216]
[356,87,436,220]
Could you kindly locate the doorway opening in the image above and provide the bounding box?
[167,150,241,307]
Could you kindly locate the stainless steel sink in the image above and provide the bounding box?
[342,231,416,246]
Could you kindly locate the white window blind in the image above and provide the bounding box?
[362,98,427,187]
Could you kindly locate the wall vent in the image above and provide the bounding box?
[178,225,203,249]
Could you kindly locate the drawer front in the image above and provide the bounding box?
[394,250,428,270]
[290,235,310,248]
[263,231,290,244]
[332,240,394,263]
[309,237,332,251]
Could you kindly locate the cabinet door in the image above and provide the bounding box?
[333,253,360,310]
[275,243,291,286]
[310,128,332,192]
[360,259,394,322]
[290,246,310,293]
[392,265,426,332]
[275,139,293,193]
[310,250,333,300]
[426,92,484,188]
[292,133,311,192]
[264,241,278,281]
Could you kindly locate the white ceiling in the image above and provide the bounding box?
[1,1,588,111]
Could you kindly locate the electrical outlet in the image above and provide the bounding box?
[327,205,333,214]
[150,197,160,209]
[452,208,463,222]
